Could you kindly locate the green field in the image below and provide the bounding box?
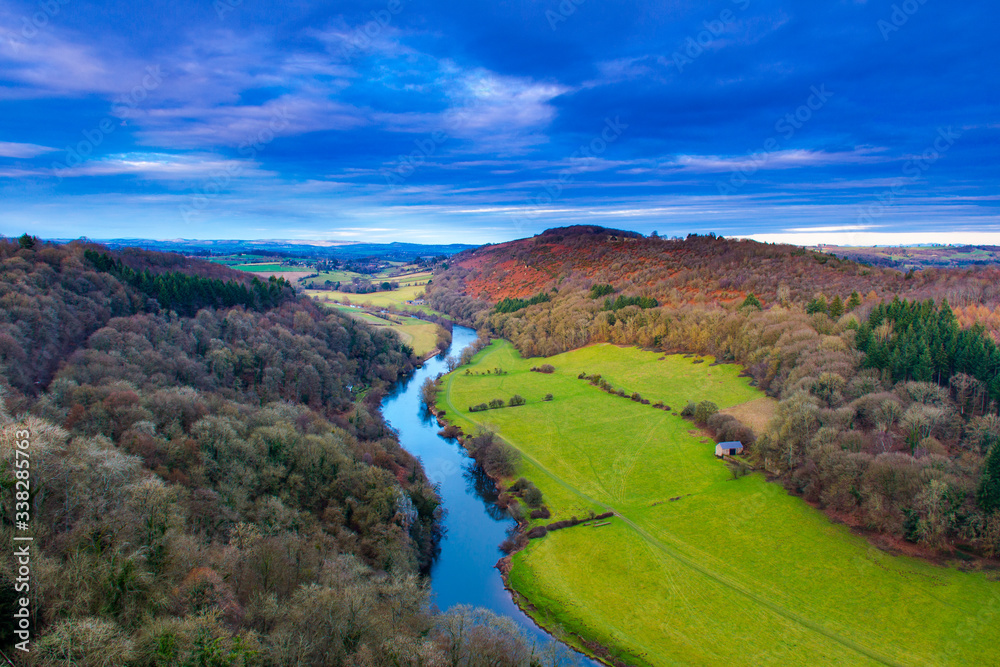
[301,267,431,289]
[441,341,1000,666]
[231,262,308,273]
[306,283,439,316]
[319,302,440,357]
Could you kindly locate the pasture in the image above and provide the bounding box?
[230,262,305,273]
[441,341,1000,666]
[320,302,440,357]
[300,266,432,289]
[306,283,439,316]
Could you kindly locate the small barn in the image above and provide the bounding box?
[715,441,744,458]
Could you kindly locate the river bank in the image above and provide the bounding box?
[380,326,601,666]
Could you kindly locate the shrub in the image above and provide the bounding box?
[508,394,526,407]
[509,478,531,493]
[727,459,751,479]
[543,393,553,401]
[469,403,489,413]
[420,377,438,406]
[681,402,697,417]
[500,533,527,554]
[529,506,551,520]
[694,401,719,425]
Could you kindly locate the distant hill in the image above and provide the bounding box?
[426,226,1000,347]
[817,244,1000,271]
[440,226,971,306]
[56,238,477,260]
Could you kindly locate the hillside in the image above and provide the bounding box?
[0,238,556,665]
[443,226,1000,309]
[427,226,1000,567]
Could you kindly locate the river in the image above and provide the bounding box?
[380,325,602,666]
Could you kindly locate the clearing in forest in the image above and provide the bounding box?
[442,341,999,667]
[320,303,440,357]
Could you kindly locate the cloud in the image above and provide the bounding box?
[0,141,56,158]
[662,148,887,174]
[50,152,274,180]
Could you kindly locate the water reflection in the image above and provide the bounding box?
[380,326,601,667]
[464,463,509,522]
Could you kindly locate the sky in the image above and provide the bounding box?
[0,0,997,246]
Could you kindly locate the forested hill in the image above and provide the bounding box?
[0,239,300,395]
[0,238,556,664]
[428,226,1000,561]
[441,226,1000,310]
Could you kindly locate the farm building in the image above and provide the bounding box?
[715,441,744,458]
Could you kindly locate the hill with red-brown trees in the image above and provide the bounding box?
[444,226,1000,311]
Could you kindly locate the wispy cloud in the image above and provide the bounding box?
[0,141,56,158]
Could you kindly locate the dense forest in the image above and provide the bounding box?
[427,227,1000,558]
[0,238,576,666]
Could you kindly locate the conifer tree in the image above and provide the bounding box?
[829,295,845,319]
[847,290,862,310]
[979,440,1000,514]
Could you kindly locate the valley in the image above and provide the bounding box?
[439,341,1000,666]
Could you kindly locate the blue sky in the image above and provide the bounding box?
[0,0,997,245]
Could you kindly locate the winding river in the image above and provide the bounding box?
[380,326,601,666]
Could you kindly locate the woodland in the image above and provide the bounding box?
[0,237,571,666]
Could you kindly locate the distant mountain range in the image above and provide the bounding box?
[53,238,477,260]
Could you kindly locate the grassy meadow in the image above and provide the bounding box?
[306,282,438,315]
[320,303,440,357]
[440,341,1000,666]
[301,267,432,289]
[230,262,306,273]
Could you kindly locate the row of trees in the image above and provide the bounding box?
[469,395,527,412]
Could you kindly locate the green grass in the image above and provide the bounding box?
[440,341,1000,666]
[232,263,308,273]
[320,302,440,357]
[301,266,431,289]
[306,284,440,316]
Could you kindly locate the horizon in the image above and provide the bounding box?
[1,1,998,245]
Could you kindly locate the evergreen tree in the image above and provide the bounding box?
[847,290,862,310]
[914,347,934,382]
[979,441,1000,514]
[740,293,762,310]
[829,295,845,319]
[806,296,829,315]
